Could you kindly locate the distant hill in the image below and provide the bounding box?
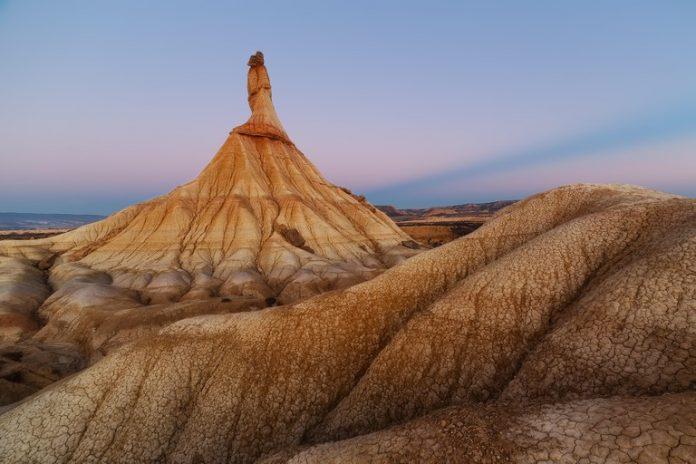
[374,200,518,247]
[0,212,105,230]
[376,200,516,221]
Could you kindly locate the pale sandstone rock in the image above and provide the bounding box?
[33,296,261,362]
[144,270,193,304]
[39,282,142,321]
[180,272,223,301]
[0,183,693,463]
[48,262,112,289]
[220,270,274,301]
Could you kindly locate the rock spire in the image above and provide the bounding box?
[0,51,419,342]
[233,51,290,142]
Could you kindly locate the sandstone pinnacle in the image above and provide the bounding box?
[0,52,419,343]
[234,50,290,142]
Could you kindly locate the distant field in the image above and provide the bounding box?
[0,212,104,231]
[0,229,71,241]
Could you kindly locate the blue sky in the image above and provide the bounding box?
[1,0,695,213]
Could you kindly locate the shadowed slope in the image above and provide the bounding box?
[0,184,693,463]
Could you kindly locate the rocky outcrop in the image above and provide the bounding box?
[0,52,417,343]
[0,184,693,463]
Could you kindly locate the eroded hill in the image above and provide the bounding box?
[0,52,417,347]
[0,183,693,463]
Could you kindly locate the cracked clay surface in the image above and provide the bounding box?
[0,183,694,463]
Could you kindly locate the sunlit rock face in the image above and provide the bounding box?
[0,183,693,463]
[0,52,418,343]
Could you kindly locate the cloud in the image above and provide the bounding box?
[366,101,696,206]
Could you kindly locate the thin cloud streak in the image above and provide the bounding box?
[366,102,696,205]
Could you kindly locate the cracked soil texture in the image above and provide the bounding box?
[0,182,693,463]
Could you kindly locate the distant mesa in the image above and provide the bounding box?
[376,200,516,220]
[376,200,517,247]
[375,204,405,217]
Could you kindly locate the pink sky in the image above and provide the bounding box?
[1,1,694,213]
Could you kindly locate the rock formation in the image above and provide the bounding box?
[0,183,693,463]
[0,52,417,344]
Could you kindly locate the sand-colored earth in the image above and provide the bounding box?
[0,183,693,463]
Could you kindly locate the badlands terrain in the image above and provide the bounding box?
[0,51,417,344]
[0,53,694,463]
[377,200,516,247]
[0,204,508,247]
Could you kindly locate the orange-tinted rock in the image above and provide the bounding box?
[0,52,417,342]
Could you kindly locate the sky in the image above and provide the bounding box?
[1,0,695,214]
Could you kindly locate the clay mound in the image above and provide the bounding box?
[0,52,417,342]
[0,183,693,463]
